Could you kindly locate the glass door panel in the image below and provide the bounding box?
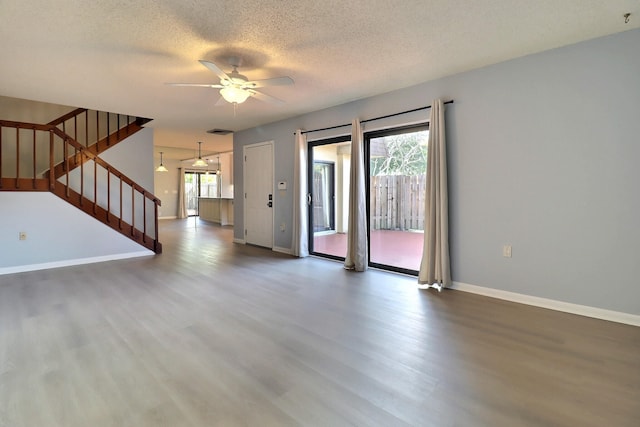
[313,162,335,232]
[368,126,429,274]
[185,172,199,216]
[184,171,219,216]
[308,137,350,260]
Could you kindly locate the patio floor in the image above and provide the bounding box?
[313,229,424,271]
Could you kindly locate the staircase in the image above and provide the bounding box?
[0,108,162,253]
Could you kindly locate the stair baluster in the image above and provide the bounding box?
[0,110,161,253]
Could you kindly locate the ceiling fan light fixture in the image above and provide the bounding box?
[220,86,251,104]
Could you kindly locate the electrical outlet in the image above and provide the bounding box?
[19,231,27,241]
[280,223,286,232]
[503,245,512,258]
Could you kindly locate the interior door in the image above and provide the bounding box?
[244,142,274,248]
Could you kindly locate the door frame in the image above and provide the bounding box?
[307,135,350,259]
[243,140,274,248]
[364,123,429,275]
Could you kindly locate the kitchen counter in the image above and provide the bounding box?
[199,197,234,226]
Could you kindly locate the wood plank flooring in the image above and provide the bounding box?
[1,219,638,426]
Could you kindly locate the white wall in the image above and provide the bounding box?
[0,95,74,122]
[233,29,640,315]
[0,193,150,272]
[101,127,155,191]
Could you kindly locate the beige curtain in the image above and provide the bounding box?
[177,167,187,219]
[344,119,368,271]
[418,99,451,290]
[292,130,309,257]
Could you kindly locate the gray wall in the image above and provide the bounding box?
[153,156,182,218]
[233,28,640,315]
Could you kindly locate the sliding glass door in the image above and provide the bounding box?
[306,124,428,275]
[184,171,218,216]
[308,136,351,260]
[367,125,429,274]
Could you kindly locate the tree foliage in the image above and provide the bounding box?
[370,131,428,176]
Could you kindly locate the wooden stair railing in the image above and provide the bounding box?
[44,108,152,179]
[0,119,162,254]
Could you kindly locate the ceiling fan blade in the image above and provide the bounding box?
[166,83,225,88]
[244,76,294,88]
[199,60,231,82]
[248,89,285,104]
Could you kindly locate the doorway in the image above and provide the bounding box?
[366,124,429,274]
[243,141,274,248]
[308,136,350,260]
[184,171,218,216]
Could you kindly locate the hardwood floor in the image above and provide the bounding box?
[1,219,638,426]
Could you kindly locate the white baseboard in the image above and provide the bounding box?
[451,281,640,327]
[273,246,293,255]
[0,251,154,276]
[233,238,245,244]
[159,216,177,220]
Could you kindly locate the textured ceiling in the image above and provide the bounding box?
[0,0,638,151]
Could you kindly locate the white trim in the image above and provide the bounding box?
[273,246,293,255]
[451,281,640,327]
[0,251,154,276]
[233,238,246,244]
[159,216,177,220]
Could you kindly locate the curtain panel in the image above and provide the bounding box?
[292,130,309,257]
[344,119,368,271]
[418,99,451,289]
[177,167,187,219]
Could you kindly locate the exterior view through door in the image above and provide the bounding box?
[309,124,429,274]
[185,171,218,216]
[367,125,429,274]
[308,136,350,260]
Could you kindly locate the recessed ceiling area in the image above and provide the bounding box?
[1,0,638,148]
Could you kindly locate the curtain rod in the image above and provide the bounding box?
[298,100,454,135]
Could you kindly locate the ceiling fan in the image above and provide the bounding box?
[167,57,294,105]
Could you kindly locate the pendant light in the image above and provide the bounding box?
[155,151,168,172]
[192,141,208,167]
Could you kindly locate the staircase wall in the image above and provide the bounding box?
[0,192,152,274]
[0,95,75,123]
[64,127,155,234]
[0,99,157,273]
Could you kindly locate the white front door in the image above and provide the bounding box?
[243,142,273,248]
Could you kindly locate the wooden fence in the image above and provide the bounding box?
[370,175,426,231]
